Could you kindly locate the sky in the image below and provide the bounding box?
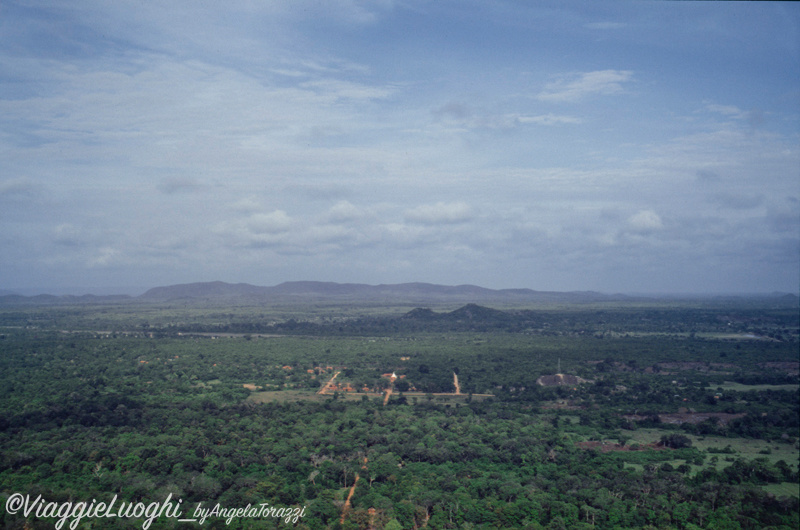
[1,0,799,295]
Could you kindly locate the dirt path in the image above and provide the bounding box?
[318,371,341,395]
[340,457,368,525]
[340,473,360,524]
[382,373,397,406]
[453,372,461,394]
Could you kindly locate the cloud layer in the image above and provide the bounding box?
[1,1,798,294]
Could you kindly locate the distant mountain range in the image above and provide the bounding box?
[0,293,133,305]
[137,281,628,304]
[0,281,798,307]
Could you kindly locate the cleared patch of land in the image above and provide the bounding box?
[246,389,332,403]
[763,483,800,498]
[621,428,798,471]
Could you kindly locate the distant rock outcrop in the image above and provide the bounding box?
[447,303,512,321]
[401,307,440,320]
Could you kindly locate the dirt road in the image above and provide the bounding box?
[318,371,341,395]
[340,457,368,524]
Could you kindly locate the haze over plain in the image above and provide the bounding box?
[1,1,798,295]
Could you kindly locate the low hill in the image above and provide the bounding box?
[401,307,440,320]
[139,281,268,300]
[136,281,630,305]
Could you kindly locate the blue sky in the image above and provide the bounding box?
[1,0,798,295]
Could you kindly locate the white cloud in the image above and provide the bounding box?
[299,79,394,101]
[432,104,583,131]
[88,246,121,267]
[1,2,797,294]
[246,210,293,234]
[328,200,364,223]
[518,114,582,125]
[705,103,747,119]
[53,224,85,247]
[405,202,475,225]
[537,70,633,102]
[627,210,663,232]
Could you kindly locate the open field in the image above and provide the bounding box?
[764,483,800,498]
[623,428,798,467]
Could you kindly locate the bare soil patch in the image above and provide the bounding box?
[759,362,800,376]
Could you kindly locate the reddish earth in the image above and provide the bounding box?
[318,371,341,395]
[340,473,360,525]
[341,458,368,525]
[759,362,799,375]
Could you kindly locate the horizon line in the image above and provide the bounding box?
[2,279,798,299]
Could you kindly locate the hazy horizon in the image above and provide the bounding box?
[3,279,799,299]
[2,1,798,295]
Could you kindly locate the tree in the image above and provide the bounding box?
[384,519,403,530]
[659,434,692,449]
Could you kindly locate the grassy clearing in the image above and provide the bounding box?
[692,436,798,469]
[392,392,494,404]
[245,389,385,404]
[762,483,799,498]
[246,390,330,403]
[623,428,675,446]
[621,428,799,473]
